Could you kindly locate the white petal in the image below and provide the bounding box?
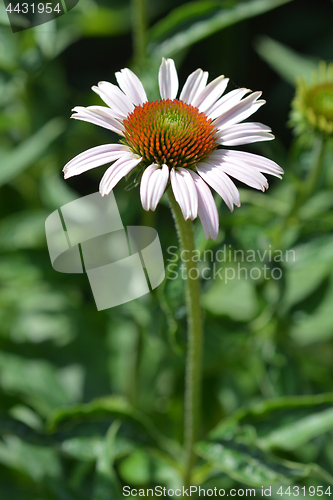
[196,162,240,211]
[189,170,219,240]
[63,144,132,179]
[205,88,250,120]
[99,153,142,196]
[217,122,274,146]
[159,58,179,100]
[170,167,198,220]
[92,81,134,118]
[115,68,148,106]
[140,164,169,211]
[179,69,208,105]
[212,91,266,129]
[207,150,269,191]
[71,106,125,135]
[223,150,284,178]
[193,76,229,113]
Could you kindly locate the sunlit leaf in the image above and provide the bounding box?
[148,0,292,59]
[0,210,48,250]
[118,448,152,485]
[258,407,333,451]
[40,168,78,209]
[282,237,333,310]
[47,396,181,459]
[0,353,78,416]
[94,422,123,500]
[290,279,333,344]
[0,118,65,187]
[0,435,60,481]
[61,435,132,462]
[196,440,333,486]
[255,36,319,85]
[212,393,333,426]
[202,265,259,321]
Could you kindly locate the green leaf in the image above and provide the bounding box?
[148,0,292,59]
[61,435,132,462]
[0,435,60,481]
[94,422,123,500]
[47,396,181,459]
[0,417,54,446]
[202,266,259,321]
[196,440,333,487]
[0,210,49,250]
[148,0,220,42]
[40,169,78,209]
[258,407,333,451]
[255,36,319,85]
[210,394,333,440]
[282,236,333,311]
[0,118,65,187]
[290,277,333,344]
[0,353,77,416]
[208,394,333,483]
[118,448,152,486]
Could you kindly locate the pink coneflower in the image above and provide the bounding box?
[63,58,283,239]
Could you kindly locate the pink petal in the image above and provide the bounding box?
[217,122,274,146]
[193,76,229,113]
[140,164,169,211]
[189,170,219,240]
[223,150,284,178]
[212,91,266,129]
[115,68,148,106]
[71,106,125,135]
[170,167,198,220]
[63,144,132,179]
[99,153,142,196]
[179,69,208,104]
[205,88,250,120]
[159,58,179,100]
[92,81,134,118]
[196,162,240,211]
[207,151,269,192]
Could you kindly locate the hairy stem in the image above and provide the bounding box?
[168,188,203,488]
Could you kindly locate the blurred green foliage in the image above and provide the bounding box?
[1,0,333,498]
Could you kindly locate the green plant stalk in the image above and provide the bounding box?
[168,188,203,488]
[303,136,325,197]
[290,135,325,216]
[273,136,326,249]
[131,0,147,70]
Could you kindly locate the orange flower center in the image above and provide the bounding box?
[123,99,218,168]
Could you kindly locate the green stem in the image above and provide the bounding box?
[290,136,325,217]
[131,0,147,70]
[303,136,325,198]
[168,188,203,488]
[273,136,326,248]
